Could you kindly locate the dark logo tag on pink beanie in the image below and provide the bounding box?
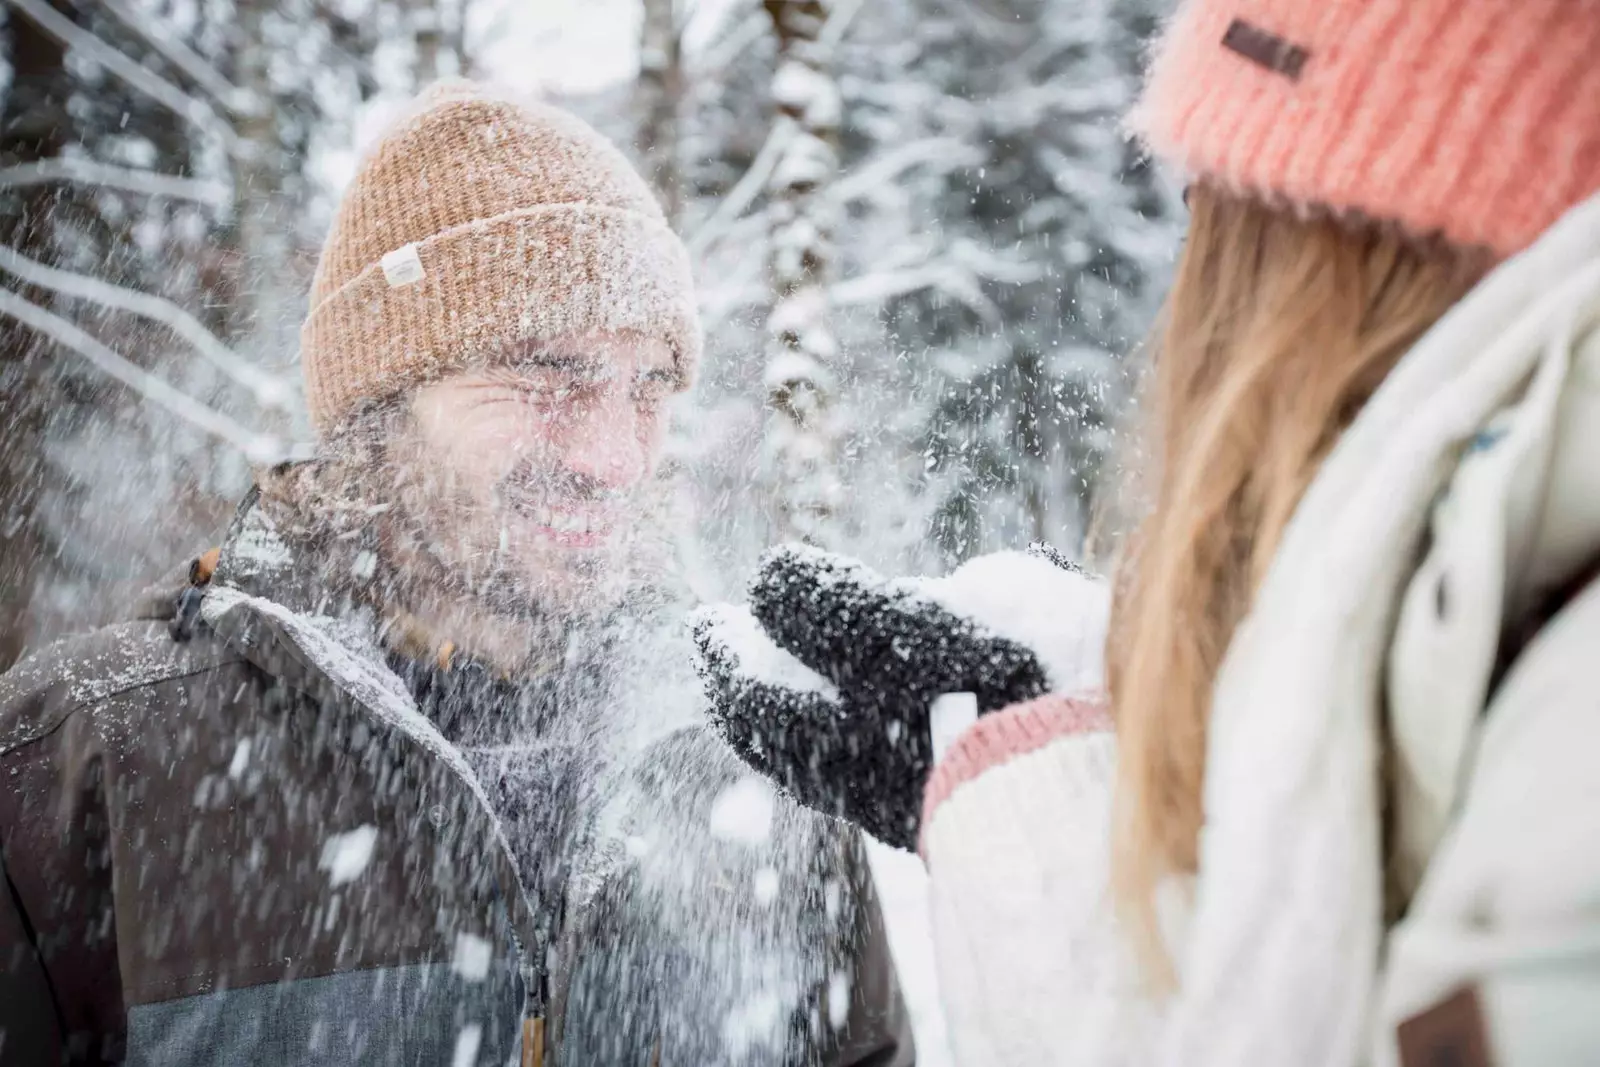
[1221,18,1310,80]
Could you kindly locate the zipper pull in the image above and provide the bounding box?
[521,1015,545,1067]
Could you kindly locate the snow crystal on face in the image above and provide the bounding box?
[227,738,251,780]
[827,970,852,1030]
[824,878,842,922]
[318,824,378,886]
[450,1024,483,1067]
[921,551,1110,694]
[451,932,493,982]
[708,775,776,846]
[350,549,378,583]
[721,988,787,1058]
[753,866,780,906]
[690,603,838,697]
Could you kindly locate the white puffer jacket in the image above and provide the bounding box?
[921,190,1600,1067]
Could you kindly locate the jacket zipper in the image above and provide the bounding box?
[517,945,546,1067]
[521,1014,545,1067]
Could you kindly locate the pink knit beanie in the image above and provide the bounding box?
[1133,0,1600,257]
[301,81,700,436]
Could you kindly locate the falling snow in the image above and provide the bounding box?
[318,824,379,887]
[0,2,1180,1064]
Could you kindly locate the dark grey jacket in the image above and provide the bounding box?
[0,492,912,1066]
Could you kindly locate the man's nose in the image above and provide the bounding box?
[560,386,647,491]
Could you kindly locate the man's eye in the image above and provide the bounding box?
[633,385,670,410]
[512,373,577,398]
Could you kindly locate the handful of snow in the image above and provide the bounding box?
[919,550,1109,694]
[689,603,839,701]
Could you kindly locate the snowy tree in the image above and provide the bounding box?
[0,0,1178,662]
[0,0,468,665]
[758,0,851,546]
[843,0,1183,562]
[605,0,1176,590]
[636,0,684,222]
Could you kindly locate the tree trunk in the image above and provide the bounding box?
[761,0,842,545]
[637,0,682,222]
[227,0,290,353]
[0,1,74,669]
[413,0,444,84]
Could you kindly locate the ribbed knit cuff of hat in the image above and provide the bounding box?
[301,205,698,433]
[300,82,701,436]
[1132,0,1600,259]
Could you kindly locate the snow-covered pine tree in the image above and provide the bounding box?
[565,0,1178,594]
[759,0,846,546]
[844,0,1181,562]
[0,0,75,667]
[637,0,684,223]
[0,0,464,665]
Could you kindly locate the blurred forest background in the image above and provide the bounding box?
[0,0,1181,671]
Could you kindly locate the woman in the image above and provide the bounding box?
[696,1,1600,1063]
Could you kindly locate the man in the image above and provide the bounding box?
[0,83,911,1066]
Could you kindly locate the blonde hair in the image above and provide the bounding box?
[1104,184,1488,979]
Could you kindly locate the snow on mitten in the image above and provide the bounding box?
[691,543,1108,850]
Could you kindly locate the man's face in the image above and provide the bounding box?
[396,331,678,614]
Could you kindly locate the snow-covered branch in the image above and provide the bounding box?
[6,0,241,154]
[686,10,767,76]
[98,0,260,117]
[828,137,985,207]
[0,289,300,464]
[830,241,1044,323]
[841,77,1122,140]
[0,244,291,409]
[931,0,1033,45]
[816,0,868,50]
[0,159,230,205]
[832,263,1001,324]
[985,80,1128,134]
[949,239,1050,286]
[687,118,795,258]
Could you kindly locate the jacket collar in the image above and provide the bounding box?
[200,489,551,1009]
[1160,190,1600,1067]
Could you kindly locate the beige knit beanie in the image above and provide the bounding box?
[300,80,701,435]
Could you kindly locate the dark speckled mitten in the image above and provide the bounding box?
[693,543,1097,850]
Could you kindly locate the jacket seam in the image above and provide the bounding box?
[0,834,70,1046]
[0,656,250,761]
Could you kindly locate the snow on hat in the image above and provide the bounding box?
[300,80,701,435]
[1132,0,1600,258]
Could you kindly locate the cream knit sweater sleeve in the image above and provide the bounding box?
[919,695,1162,1066]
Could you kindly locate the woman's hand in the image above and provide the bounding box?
[691,543,1107,850]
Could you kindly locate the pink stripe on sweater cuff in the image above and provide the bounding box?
[920,692,1112,837]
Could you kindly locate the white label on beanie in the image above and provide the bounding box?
[380,243,426,287]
